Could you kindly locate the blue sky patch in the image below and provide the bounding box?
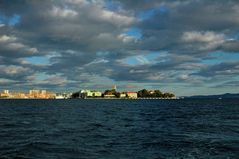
[8,14,21,26]
[126,27,142,39]
[0,14,21,26]
[35,73,48,81]
[139,9,156,20]
[25,56,50,65]
[105,0,121,11]
[139,6,169,20]
[124,52,161,66]
[202,52,239,65]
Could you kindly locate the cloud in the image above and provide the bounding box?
[221,40,239,52]
[136,0,239,55]
[0,65,32,81]
[117,33,138,43]
[181,31,225,52]
[0,78,16,85]
[220,81,239,87]
[93,9,136,27]
[192,61,239,77]
[0,0,239,95]
[182,31,225,43]
[50,6,78,18]
[0,34,38,57]
[0,35,17,42]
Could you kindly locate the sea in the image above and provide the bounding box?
[0,99,238,159]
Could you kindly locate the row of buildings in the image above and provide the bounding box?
[1,85,176,99]
[0,89,138,99]
[77,85,138,99]
[79,90,138,99]
[0,90,56,99]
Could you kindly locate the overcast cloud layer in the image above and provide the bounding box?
[0,0,239,95]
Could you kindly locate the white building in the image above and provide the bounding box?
[3,90,9,94]
[120,93,126,98]
[126,92,138,99]
[80,90,102,98]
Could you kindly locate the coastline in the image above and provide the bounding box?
[0,97,179,100]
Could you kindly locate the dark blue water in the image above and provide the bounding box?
[0,99,238,159]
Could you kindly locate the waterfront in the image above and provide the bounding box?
[0,99,238,158]
[0,88,176,99]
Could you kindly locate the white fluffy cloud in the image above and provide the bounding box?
[182,31,225,43]
[96,9,136,26]
[182,31,225,50]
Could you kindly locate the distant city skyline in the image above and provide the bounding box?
[0,0,239,96]
[0,88,177,99]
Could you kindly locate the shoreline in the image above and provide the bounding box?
[0,97,179,100]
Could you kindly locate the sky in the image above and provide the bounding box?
[0,0,239,96]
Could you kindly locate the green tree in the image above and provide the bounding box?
[114,92,120,98]
[154,90,162,97]
[163,92,175,98]
[137,89,149,97]
[71,92,80,98]
[104,89,120,98]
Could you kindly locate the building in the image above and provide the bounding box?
[28,89,55,99]
[112,85,117,90]
[0,90,10,98]
[41,90,47,95]
[11,92,28,99]
[0,89,55,99]
[126,92,138,99]
[29,90,40,98]
[120,93,127,98]
[29,89,40,94]
[80,90,92,98]
[55,94,65,99]
[104,94,116,98]
[55,93,72,99]
[92,91,102,97]
[3,90,9,94]
[80,90,102,98]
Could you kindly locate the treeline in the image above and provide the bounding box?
[71,89,175,98]
[104,89,120,97]
[137,89,175,98]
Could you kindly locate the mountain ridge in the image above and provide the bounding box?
[186,93,239,99]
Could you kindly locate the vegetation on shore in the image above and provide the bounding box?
[137,89,175,98]
[71,89,175,99]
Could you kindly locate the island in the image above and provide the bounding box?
[0,85,176,100]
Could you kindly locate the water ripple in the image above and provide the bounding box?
[0,99,238,158]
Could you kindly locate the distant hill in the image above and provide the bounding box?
[186,93,239,99]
